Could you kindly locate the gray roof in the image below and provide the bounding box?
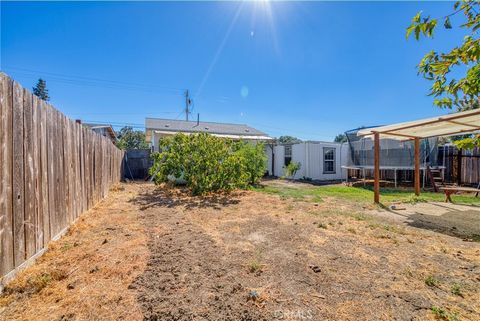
[145,118,270,137]
[82,122,117,140]
[83,122,113,130]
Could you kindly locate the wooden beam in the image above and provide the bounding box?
[445,120,480,129]
[414,137,420,196]
[431,128,480,138]
[374,132,380,203]
[380,131,420,139]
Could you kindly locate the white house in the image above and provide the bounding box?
[145,117,275,174]
[272,141,348,181]
[145,118,273,149]
[145,117,348,180]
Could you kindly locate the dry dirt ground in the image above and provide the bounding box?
[0,182,479,321]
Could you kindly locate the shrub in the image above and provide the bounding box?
[317,222,328,229]
[431,306,460,321]
[235,141,268,185]
[425,275,440,287]
[150,133,266,195]
[451,283,462,296]
[284,161,301,178]
[247,259,263,274]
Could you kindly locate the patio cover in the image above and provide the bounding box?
[357,109,480,140]
[355,108,480,203]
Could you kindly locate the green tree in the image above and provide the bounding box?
[407,0,480,148]
[150,133,266,195]
[334,133,347,143]
[406,0,480,110]
[235,142,268,184]
[278,135,302,144]
[32,78,50,101]
[453,134,480,149]
[116,126,149,150]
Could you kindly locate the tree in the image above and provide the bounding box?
[278,135,302,144]
[407,1,480,148]
[32,78,50,101]
[334,133,347,143]
[116,126,149,150]
[406,1,480,110]
[150,133,266,195]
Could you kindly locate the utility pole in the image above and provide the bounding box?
[185,90,192,121]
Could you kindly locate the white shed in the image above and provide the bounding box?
[271,141,348,181]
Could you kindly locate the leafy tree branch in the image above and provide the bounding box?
[406,0,480,110]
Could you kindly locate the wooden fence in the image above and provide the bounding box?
[443,145,480,185]
[124,149,152,180]
[0,73,124,283]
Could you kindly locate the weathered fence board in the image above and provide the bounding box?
[0,75,14,276]
[12,81,25,267]
[23,90,36,259]
[0,73,124,285]
[46,103,55,242]
[40,100,49,245]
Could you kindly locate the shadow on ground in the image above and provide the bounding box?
[129,186,241,210]
[129,188,268,321]
[405,206,480,241]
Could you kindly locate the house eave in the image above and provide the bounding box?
[152,130,273,141]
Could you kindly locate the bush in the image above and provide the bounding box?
[150,133,267,195]
[284,161,301,179]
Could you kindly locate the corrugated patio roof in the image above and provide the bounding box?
[357,109,480,140]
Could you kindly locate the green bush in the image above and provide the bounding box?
[284,161,301,179]
[150,133,267,195]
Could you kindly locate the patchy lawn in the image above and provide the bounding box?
[254,179,480,206]
[0,181,479,321]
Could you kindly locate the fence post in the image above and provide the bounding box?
[457,148,462,186]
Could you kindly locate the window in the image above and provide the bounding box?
[323,147,336,174]
[284,145,292,166]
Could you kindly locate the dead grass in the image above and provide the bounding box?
[0,181,479,321]
[0,183,149,321]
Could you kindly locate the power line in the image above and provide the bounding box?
[82,120,145,130]
[82,118,333,141]
[5,67,333,139]
[174,110,184,120]
[4,66,231,105]
[83,120,144,126]
[7,70,184,97]
[4,66,184,94]
[68,111,178,116]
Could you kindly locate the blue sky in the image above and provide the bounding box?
[1,1,464,141]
